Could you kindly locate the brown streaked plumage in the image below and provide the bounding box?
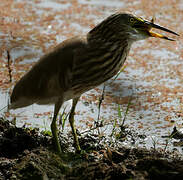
[10,13,179,154]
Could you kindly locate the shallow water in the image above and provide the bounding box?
[0,0,183,153]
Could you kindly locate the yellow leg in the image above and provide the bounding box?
[69,97,81,152]
[51,99,63,154]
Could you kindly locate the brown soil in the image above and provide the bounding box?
[0,118,183,180]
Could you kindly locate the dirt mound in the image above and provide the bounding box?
[1,118,183,180]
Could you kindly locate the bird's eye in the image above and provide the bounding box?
[129,18,135,23]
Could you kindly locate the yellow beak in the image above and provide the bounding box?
[145,20,179,41]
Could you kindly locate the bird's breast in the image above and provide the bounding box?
[71,43,130,95]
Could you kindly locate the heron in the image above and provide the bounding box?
[10,13,179,154]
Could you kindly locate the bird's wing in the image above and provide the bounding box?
[10,36,87,106]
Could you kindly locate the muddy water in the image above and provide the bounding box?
[0,0,183,152]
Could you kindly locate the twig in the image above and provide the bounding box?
[7,50,12,83]
[112,65,126,82]
[81,121,111,135]
[0,105,8,112]
[94,83,106,134]
[163,138,169,153]
[97,83,106,123]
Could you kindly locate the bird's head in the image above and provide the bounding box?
[114,13,179,41]
[88,13,179,43]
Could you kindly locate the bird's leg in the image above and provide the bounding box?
[51,98,63,154]
[69,96,81,152]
